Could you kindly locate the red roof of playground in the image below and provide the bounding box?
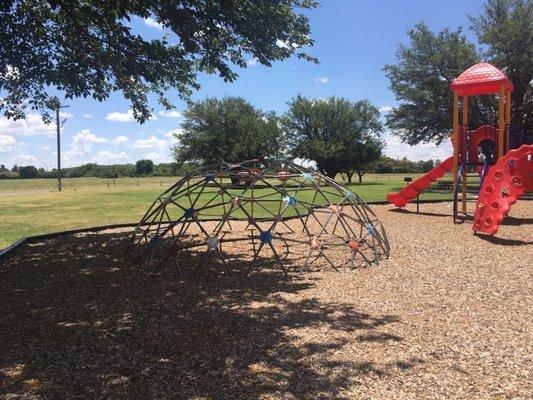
[450,62,513,95]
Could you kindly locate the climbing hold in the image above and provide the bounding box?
[329,204,341,215]
[231,197,241,205]
[310,237,321,250]
[485,217,492,226]
[512,176,522,187]
[490,201,500,210]
[302,172,313,182]
[184,207,195,218]
[485,184,494,193]
[366,223,376,237]
[347,239,359,251]
[501,187,509,197]
[284,195,297,206]
[259,231,273,244]
[493,170,505,182]
[206,236,219,250]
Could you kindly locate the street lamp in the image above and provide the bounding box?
[54,103,69,192]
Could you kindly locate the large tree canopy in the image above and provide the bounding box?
[0,0,317,123]
[174,96,284,165]
[385,0,532,145]
[383,23,483,145]
[282,96,383,179]
[470,0,533,133]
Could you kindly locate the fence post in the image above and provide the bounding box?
[113,178,116,188]
[107,180,109,188]
[137,179,140,187]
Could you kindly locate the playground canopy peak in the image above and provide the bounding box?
[450,62,513,96]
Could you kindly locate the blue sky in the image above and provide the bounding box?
[0,0,485,169]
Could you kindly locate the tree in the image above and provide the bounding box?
[282,96,383,179]
[0,1,317,123]
[0,164,7,172]
[470,0,533,133]
[135,159,154,176]
[174,97,284,165]
[18,165,39,179]
[342,137,384,184]
[384,23,486,145]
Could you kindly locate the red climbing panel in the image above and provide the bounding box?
[474,144,533,235]
[387,157,454,208]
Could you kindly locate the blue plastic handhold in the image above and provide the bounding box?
[259,231,273,244]
[302,173,313,181]
[345,190,354,198]
[184,207,195,218]
[366,223,376,237]
[205,173,215,181]
[149,237,160,245]
[284,195,297,206]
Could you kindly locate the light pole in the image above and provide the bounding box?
[55,103,69,192]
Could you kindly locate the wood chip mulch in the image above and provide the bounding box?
[0,201,531,399]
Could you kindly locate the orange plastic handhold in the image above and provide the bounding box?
[347,240,359,251]
[310,237,320,250]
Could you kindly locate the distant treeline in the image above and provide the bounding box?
[0,156,440,180]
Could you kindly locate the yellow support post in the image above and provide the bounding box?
[505,90,511,152]
[452,92,459,219]
[461,96,468,214]
[498,86,505,157]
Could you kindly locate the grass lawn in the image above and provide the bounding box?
[0,175,452,248]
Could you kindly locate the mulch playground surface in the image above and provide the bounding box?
[1,202,531,399]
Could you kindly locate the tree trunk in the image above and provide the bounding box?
[357,172,364,184]
[347,172,353,184]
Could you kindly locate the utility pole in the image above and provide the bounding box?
[55,103,69,192]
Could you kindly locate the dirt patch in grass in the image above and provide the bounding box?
[1,201,531,399]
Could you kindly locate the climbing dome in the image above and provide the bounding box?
[127,160,390,276]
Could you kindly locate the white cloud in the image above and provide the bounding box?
[144,17,163,30]
[11,153,37,163]
[0,113,55,136]
[113,135,130,145]
[105,110,135,122]
[0,135,16,152]
[383,132,452,162]
[131,136,168,150]
[379,106,393,114]
[83,113,93,119]
[314,76,329,84]
[105,109,156,122]
[65,129,107,158]
[246,58,258,66]
[92,150,129,163]
[158,110,182,118]
[143,151,171,163]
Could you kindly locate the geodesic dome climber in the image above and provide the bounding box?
[126,160,390,276]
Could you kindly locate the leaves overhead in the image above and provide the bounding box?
[470,0,533,133]
[0,0,317,123]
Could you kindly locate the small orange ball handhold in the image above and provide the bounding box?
[347,240,359,251]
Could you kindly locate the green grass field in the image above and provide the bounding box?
[0,175,452,248]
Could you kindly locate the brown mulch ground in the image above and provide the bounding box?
[1,201,532,399]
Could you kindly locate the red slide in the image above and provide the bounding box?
[473,144,533,235]
[387,157,454,207]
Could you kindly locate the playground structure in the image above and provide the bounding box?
[127,160,390,276]
[387,63,533,234]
